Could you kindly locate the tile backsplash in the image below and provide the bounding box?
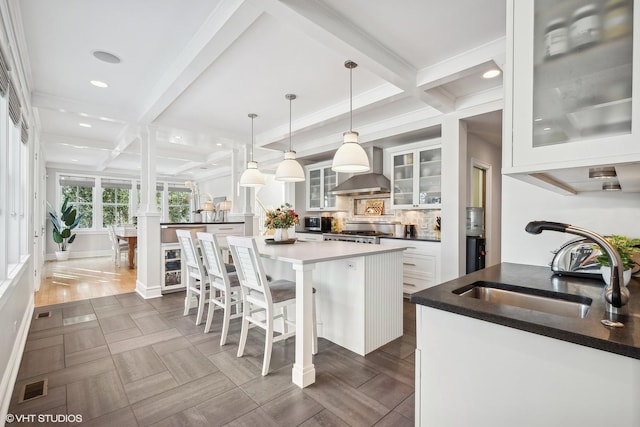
[328,195,441,239]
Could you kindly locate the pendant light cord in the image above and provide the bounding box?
[289,97,292,151]
[248,113,257,161]
[349,65,353,132]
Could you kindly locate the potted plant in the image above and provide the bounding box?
[594,235,640,286]
[48,196,82,261]
[264,203,299,242]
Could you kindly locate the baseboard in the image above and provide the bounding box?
[0,292,34,423]
[45,250,112,261]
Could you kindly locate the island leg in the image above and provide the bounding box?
[291,263,316,388]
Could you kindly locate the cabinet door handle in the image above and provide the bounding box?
[403,262,416,267]
[217,227,233,230]
[403,282,416,287]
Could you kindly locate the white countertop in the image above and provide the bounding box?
[253,237,406,265]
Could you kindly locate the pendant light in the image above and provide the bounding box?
[239,113,265,187]
[275,94,305,182]
[332,60,370,173]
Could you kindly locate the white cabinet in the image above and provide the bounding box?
[306,161,339,211]
[161,243,185,293]
[388,143,442,209]
[506,0,640,175]
[380,238,441,294]
[295,232,324,242]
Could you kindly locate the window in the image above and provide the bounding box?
[59,175,95,229]
[168,186,191,223]
[102,179,131,227]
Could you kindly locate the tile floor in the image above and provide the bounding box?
[10,291,416,426]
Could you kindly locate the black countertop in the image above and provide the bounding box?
[410,263,640,360]
[295,230,440,243]
[160,222,244,225]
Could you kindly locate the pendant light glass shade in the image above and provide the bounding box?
[332,60,370,173]
[240,113,265,187]
[275,94,305,182]
[275,151,305,181]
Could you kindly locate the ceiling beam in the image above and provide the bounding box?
[137,0,262,124]
[259,0,437,108]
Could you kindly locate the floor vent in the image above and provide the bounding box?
[19,379,48,403]
[36,311,51,319]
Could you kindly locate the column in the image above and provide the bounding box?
[135,125,162,299]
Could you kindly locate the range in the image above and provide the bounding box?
[323,221,395,244]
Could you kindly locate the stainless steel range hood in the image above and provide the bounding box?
[329,147,390,196]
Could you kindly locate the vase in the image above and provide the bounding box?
[55,250,70,261]
[274,228,289,242]
[600,266,632,286]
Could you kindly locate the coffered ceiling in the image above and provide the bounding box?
[12,0,506,181]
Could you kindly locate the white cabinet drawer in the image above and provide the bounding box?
[206,224,244,236]
[402,271,434,294]
[296,232,324,242]
[402,253,435,276]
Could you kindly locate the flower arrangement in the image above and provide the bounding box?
[265,203,299,229]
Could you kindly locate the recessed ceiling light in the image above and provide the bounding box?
[79,123,92,128]
[90,80,109,88]
[534,118,543,122]
[482,69,501,79]
[174,136,182,140]
[71,159,78,162]
[92,50,121,64]
[589,167,617,179]
[602,181,621,191]
[543,127,551,131]
[216,143,223,146]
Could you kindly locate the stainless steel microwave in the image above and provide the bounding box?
[304,216,332,232]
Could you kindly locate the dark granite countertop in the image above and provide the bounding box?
[160,222,244,225]
[380,236,441,243]
[410,262,640,360]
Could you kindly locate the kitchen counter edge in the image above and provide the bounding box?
[410,262,640,360]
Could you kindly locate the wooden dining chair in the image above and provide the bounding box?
[226,236,317,376]
[197,231,243,345]
[176,229,209,325]
[107,225,129,267]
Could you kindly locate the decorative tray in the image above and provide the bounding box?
[265,238,297,245]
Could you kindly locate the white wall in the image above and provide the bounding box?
[501,175,640,267]
[467,135,502,267]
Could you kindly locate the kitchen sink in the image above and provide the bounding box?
[453,281,592,318]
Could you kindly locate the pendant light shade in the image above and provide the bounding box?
[275,94,305,182]
[332,60,370,173]
[240,113,265,187]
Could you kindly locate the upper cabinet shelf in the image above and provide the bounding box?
[505,0,640,176]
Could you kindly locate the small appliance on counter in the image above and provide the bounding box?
[550,238,602,279]
[304,216,332,232]
[404,224,417,238]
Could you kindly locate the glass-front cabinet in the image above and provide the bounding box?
[507,0,640,172]
[306,161,339,211]
[390,144,442,209]
[161,243,184,293]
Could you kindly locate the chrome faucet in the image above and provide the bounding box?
[525,221,629,311]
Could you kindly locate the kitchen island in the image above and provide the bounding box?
[231,238,405,388]
[410,263,640,426]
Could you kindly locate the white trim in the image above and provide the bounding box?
[0,291,34,423]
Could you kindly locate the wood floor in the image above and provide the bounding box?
[35,257,137,307]
[13,257,416,426]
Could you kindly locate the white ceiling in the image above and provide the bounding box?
[14,0,507,181]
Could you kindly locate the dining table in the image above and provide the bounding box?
[115,227,137,269]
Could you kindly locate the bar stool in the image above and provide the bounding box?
[197,231,242,345]
[176,229,209,325]
[226,236,317,376]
